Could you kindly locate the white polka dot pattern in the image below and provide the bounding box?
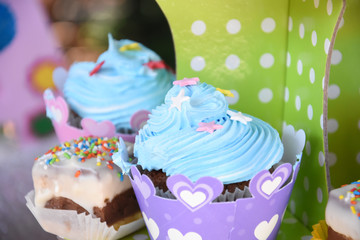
[299,23,305,39]
[260,53,275,68]
[225,54,240,70]
[226,19,241,34]
[191,20,206,35]
[191,56,206,71]
[297,60,303,75]
[258,88,273,103]
[311,31,317,46]
[261,18,276,33]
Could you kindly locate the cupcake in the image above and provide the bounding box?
[26,136,144,240]
[114,78,303,240]
[44,34,175,143]
[325,180,360,240]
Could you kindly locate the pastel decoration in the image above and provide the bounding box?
[43,89,136,143]
[168,89,190,111]
[250,163,292,200]
[166,175,223,212]
[0,0,63,143]
[173,77,200,86]
[196,121,223,133]
[81,118,116,137]
[130,110,151,131]
[227,110,252,125]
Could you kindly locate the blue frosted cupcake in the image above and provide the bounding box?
[115,78,284,193]
[57,34,174,134]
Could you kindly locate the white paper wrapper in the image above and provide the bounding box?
[25,190,144,240]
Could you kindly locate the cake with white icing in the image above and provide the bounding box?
[32,136,141,230]
[325,180,360,240]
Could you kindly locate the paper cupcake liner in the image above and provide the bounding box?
[25,190,144,240]
[311,220,328,240]
[43,89,150,143]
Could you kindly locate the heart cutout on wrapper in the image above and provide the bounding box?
[168,228,202,240]
[142,212,160,240]
[167,174,223,212]
[130,110,151,131]
[261,176,282,196]
[131,166,155,200]
[81,118,116,138]
[250,163,292,200]
[50,106,63,123]
[134,175,152,200]
[43,89,68,125]
[254,214,279,240]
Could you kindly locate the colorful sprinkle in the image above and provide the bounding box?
[75,170,81,178]
[118,172,124,181]
[216,87,234,97]
[89,60,105,76]
[144,60,171,71]
[339,181,360,218]
[39,137,121,179]
[173,77,199,87]
[119,42,141,52]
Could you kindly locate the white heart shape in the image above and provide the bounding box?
[261,176,282,195]
[254,214,279,240]
[179,190,206,208]
[168,228,202,240]
[142,212,159,240]
[50,106,62,123]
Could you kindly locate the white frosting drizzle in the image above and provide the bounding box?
[32,137,131,215]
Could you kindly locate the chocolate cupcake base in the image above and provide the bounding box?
[45,188,141,229]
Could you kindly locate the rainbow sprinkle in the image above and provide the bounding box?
[89,60,105,76]
[37,136,121,179]
[339,180,360,220]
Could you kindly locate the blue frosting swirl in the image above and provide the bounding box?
[116,82,284,184]
[62,34,174,130]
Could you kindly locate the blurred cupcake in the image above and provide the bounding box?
[114,78,304,240]
[325,180,360,240]
[26,136,144,240]
[44,34,174,143]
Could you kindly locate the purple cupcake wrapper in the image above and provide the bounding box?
[129,158,300,240]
